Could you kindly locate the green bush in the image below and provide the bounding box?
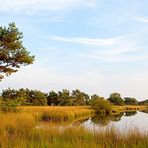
[0,99,20,112]
[91,97,112,114]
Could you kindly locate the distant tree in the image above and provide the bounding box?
[71,89,90,106]
[124,97,138,105]
[2,88,17,100]
[58,89,72,106]
[138,99,148,105]
[2,88,27,105]
[26,90,47,106]
[47,91,59,106]
[83,93,90,105]
[1,88,20,112]
[0,22,35,80]
[108,92,124,105]
[16,88,28,105]
[1,88,47,106]
[91,94,100,100]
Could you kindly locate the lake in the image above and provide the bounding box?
[72,110,148,133]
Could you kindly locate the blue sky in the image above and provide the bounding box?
[1,0,148,100]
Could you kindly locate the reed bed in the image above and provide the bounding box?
[0,106,147,147]
[0,113,147,148]
[111,105,147,115]
[19,106,95,122]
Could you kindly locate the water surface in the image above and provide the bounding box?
[73,111,148,132]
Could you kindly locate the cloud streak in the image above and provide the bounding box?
[50,34,146,63]
[0,0,96,13]
[50,35,126,46]
[134,16,148,23]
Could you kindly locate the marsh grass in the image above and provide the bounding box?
[19,106,95,122]
[0,106,147,147]
[0,118,147,148]
[111,105,147,115]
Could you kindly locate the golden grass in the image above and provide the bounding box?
[0,106,147,147]
[111,105,147,115]
[0,113,147,148]
[18,105,148,121]
[19,106,95,123]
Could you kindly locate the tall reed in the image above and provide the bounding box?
[0,106,147,147]
[19,106,95,122]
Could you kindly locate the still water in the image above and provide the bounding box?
[72,110,148,132]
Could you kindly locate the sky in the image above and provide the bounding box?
[0,0,148,100]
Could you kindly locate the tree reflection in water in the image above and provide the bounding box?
[72,118,89,126]
[72,110,148,127]
[124,111,137,116]
[91,115,111,126]
[110,112,124,122]
[140,110,148,114]
[91,112,125,126]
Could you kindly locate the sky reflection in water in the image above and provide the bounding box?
[74,111,148,132]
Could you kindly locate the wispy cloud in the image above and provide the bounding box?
[50,35,126,46]
[133,16,148,23]
[0,0,96,13]
[83,53,148,63]
[50,34,145,63]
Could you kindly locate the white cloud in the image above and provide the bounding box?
[133,16,148,24]
[83,53,148,63]
[0,0,96,13]
[50,35,125,46]
[50,34,146,63]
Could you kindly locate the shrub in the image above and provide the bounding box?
[91,97,112,114]
[0,99,20,112]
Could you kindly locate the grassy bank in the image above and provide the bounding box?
[18,105,147,122]
[19,105,148,123]
[19,106,95,123]
[0,106,147,147]
[111,105,147,115]
[0,113,147,148]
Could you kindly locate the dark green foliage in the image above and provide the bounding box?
[47,90,59,106]
[2,88,17,100]
[25,90,47,106]
[91,94,100,101]
[47,89,90,106]
[138,99,148,105]
[1,88,47,106]
[0,98,20,112]
[124,97,138,105]
[108,92,124,105]
[57,89,72,106]
[1,88,147,107]
[0,22,35,80]
[2,88,90,106]
[71,89,90,106]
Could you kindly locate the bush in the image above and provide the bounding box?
[0,99,20,112]
[91,97,112,114]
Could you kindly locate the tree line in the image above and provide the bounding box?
[0,88,147,106]
[0,23,147,108]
